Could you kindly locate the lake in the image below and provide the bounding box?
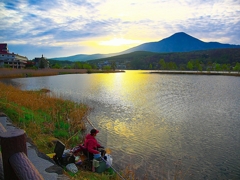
[1,70,240,180]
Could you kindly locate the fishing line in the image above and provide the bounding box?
[86,116,126,180]
[101,157,126,180]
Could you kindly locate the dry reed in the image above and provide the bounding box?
[0,68,88,79]
[0,82,88,153]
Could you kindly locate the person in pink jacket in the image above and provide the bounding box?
[84,129,104,158]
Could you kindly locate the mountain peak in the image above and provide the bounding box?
[124,32,239,54]
[166,32,197,41]
[172,32,188,36]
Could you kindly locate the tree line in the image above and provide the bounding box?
[48,58,240,72]
[152,59,240,72]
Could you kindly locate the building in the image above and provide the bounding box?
[33,54,49,68]
[97,61,110,69]
[0,43,28,69]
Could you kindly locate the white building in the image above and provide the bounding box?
[0,43,28,69]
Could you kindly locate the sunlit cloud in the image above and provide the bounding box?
[99,38,142,46]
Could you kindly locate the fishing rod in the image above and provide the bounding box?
[85,116,126,180]
[86,116,96,129]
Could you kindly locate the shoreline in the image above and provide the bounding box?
[0,68,88,79]
[1,68,239,79]
[149,70,240,76]
[0,68,125,79]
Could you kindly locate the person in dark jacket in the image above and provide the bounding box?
[84,129,105,158]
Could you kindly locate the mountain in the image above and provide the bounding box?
[122,32,240,53]
[50,32,240,61]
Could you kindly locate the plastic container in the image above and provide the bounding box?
[94,154,101,159]
[95,158,107,173]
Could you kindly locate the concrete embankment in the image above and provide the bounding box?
[0,113,69,180]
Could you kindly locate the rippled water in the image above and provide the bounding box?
[2,70,240,179]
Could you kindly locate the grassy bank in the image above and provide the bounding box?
[0,82,89,152]
[0,82,137,180]
[0,68,125,79]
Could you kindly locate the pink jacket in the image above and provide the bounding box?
[84,134,102,154]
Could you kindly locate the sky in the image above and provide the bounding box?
[1,0,240,60]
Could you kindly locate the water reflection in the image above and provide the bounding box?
[1,71,240,180]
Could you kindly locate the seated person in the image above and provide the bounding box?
[84,129,105,160]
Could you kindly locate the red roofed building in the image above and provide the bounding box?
[0,43,28,69]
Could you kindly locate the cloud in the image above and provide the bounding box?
[0,0,239,59]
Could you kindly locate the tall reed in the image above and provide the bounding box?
[0,82,88,153]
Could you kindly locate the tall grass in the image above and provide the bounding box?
[0,68,88,79]
[0,82,88,153]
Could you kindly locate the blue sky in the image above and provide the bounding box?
[1,0,240,60]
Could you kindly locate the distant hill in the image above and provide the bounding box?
[50,32,240,61]
[49,53,120,62]
[87,48,240,70]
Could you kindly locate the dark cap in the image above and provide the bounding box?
[90,129,99,134]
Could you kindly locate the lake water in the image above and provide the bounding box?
[1,70,240,180]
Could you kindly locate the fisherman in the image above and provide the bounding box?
[84,129,105,159]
